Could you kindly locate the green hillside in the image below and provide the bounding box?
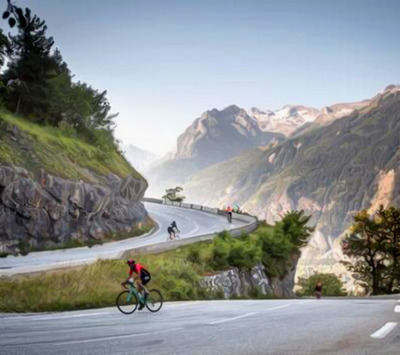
[0,110,142,184]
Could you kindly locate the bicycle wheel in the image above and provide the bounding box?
[146,289,163,312]
[116,290,139,314]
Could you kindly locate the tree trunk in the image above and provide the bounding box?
[372,272,380,295]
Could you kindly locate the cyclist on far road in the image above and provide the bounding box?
[315,280,323,299]
[168,221,180,240]
[226,205,233,223]
[121,259,151,310]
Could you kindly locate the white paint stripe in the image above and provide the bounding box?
[370,322,397,339]
[54,328,184,345]
[395,305,400,313]
[208,312,256,325]
[263,304,291,312]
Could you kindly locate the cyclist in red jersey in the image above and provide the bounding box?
[121,259,151,310]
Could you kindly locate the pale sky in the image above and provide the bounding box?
[12,0,400,155]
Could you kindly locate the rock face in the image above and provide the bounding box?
[0,165,148,255]
[200,257,299,299]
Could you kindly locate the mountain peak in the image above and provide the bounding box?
[221,104,243,115]
[384,84,398,91]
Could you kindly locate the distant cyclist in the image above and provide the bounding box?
[167,221,180,240]
[121,259,151,310]
[315,280,323,299]
[226,206,233,223]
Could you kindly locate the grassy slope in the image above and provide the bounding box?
[0,111,152,254]
[0,244,208,312]
[0,227,290,312]
[0,111,142,182]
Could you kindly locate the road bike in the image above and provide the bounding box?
[167,231,180,241]
[116,281,163,314]
[227,212,232,223]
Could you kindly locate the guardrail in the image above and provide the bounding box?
[142,197,256,223]
[124,197,258,257]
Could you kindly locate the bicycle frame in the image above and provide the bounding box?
[127,283,145,303]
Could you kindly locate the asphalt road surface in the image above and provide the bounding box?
[0,203,246,276]
[1,298,399,354]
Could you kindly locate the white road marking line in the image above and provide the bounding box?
[395,305,400,313]
[263,304,291,312]
[370,322,397,339]
[208,312,256,325]
[54,327,184,345]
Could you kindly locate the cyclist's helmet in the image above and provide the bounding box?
[127,259,135,266]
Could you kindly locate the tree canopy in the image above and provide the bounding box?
[341,206,400,295]
[0,1,118,147]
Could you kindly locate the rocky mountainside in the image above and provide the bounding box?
[183,85,400,291]
[146,93,374,198]
[146,105,284,196]
[0,113,150,256]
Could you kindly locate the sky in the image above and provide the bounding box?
[11,0,400,155]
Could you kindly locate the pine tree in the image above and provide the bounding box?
[2,1,57,119]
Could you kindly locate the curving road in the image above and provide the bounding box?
[0,203,247,276]
[1,297,399,354]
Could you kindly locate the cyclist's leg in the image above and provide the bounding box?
[137,277,150,309]
[135,278,143,293]
[168,227,173,240]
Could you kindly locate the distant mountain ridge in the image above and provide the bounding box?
[182,85,400,291]
[146,88,379,198]
[146,105,284,195]
[250,94,373,136]
[250,105,320,136]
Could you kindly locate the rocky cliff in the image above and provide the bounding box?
[0,165,148,255]
[0,112,150,256]
[200,255,299,299]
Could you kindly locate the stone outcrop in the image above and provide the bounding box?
[200,255,299,299]
[0,164,148,255]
